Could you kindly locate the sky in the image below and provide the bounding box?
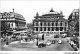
[0,0,79,23]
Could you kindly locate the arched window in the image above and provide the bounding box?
[40,22,42,26]
[48,27,50,31]
[40,27,42,31]
[44,27,46,31]
[60,22,62,26]
[36,22,38,26]
[48,22,50,26]
[56,22,58,26]
[36,27,38,31]
[52,27,54,31]
[60,27,63,31]
[44,22,46,26]
[56,27,59,31]
[52,22,54,26]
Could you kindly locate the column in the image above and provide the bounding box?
[10,22,12,28]
[54,22,56,26]
[50,22,52,26]
[34,22,36,26]
[34,27,36,31]
[42,22,44,26]
[58,22,60,26]
[62,22,63,26]
[13,22,15,28]
[38,21,40,26]
[50,27,52,31]
[63,22,65,26]
[46,22,48,26]
[63,27,64,32]
[42,27,44,31]
[54,27,56,31]
[46,27,48,31]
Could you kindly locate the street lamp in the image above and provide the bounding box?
[36,32,38,46]
[6,33,8,45]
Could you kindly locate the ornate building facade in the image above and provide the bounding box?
[0,9,26,35]
[68,9,79,36]
[33,8,68,34]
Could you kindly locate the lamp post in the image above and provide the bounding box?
[6,33,8,45]
[36,32,38,46]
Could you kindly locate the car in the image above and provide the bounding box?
[12,36,16,38]
[54,35,59,38]
[0,38,4,42]
[51,40,56,44]
[46,41,52,46]
[11,36,17,41]
[62,33,67,38]
[58,40,62,44]
[38,43,46,48]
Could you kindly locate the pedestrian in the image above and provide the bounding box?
[6,41,9,45]
[42,34,44,40]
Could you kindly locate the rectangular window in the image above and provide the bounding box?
[60,27,63,31]
[52,27,54,31]
[48,27,50,31]
[40,27,42,31]
[48,22,50,26]
[36,27,38,31]
[64,27,66,31]
[44,22,46,26]
[56,27,59,31]
[65,22,67,26]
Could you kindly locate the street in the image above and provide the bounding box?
[1,38,74,51]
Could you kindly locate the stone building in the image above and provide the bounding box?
[68,9,79,37]
[33,8,68,34]
[0,9,26,35]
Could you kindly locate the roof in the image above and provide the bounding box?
[34,8,64,18]
[34,18,68,22]
[0,12,25,20]
[42,8,64,17]
[72,9,79,13]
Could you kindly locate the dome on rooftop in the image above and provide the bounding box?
[42,8,59,16]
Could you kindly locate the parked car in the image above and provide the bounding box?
[38,43,46,48]
[58,40,62,44]
[62,33,67,38]
[0,38,4,42]
[11,36,17,41]
[54,35,59,38]
[51,40,56,44]
[46,41,52,46]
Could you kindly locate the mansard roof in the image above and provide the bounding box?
[34,17,68,22]
[0,12,25,20]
